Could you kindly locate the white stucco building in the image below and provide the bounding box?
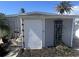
[6,12,79,49]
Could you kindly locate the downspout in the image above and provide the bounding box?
[20,17,25,48]
[71,18,74,47]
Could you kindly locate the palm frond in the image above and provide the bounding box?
[56,1,72,14]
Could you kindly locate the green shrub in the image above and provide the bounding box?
[55,42,73,56]
[0,43,9,57]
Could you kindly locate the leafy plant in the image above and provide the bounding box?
[0,13,10,38]
[0,13,11,56]
[55,42,73,56]
[56,1,72,14]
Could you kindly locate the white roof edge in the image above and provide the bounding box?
[6,14,18,17]
[5,12,79,18]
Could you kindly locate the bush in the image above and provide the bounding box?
[55,42,73,56]
[0,43,9,57]
[2,36,10,43]
[0,36,11,57]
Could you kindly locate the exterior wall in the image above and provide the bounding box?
[45,18,73,47]
[22,16,44,49]
[62,18,73,47]
[45,19,54,47]
[42,18,45,47]
[6,16,21,38]
[6,14,74,48]
[73,18,79,48]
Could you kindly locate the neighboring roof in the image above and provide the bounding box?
[6,11,57,17]
[6,14,18,17]
[26,11,57,16]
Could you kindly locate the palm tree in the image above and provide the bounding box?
[56,1,72,15]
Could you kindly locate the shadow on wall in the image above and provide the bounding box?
[26,28,42,49]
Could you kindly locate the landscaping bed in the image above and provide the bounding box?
[17,43,79,57]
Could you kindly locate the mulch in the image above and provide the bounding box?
[17,47,79,57]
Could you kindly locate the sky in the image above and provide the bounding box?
[0,1,79,15]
